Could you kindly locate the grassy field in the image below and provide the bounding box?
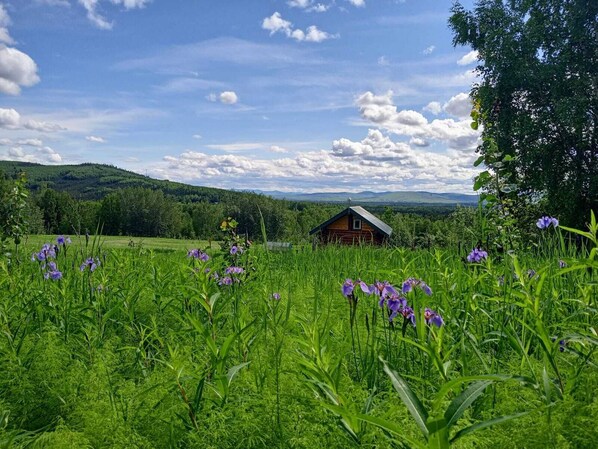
[0,223,597,448]
[22,234,221,252]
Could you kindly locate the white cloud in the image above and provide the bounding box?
[347,0,365,7]
[262,12,336,43]
[423,45,435,55]
[355,90,480,151]
[310,4,330,12]
[457,50,479,66]
[1,145,62,164]
[18,138,44,147]
[262,12,293,36]
[0,45,40,95]
[192,134,202,139]
[443,92,472,118]
[409,137,429,147]
[86,135,106,143]
[423,101,442,115]
[0,107,66,132]
[79,0,113,30]
[0,4,14,45]
[219,91,238,104]
[288,0,311,8]
[207,91,239,104]
[78,0,149,29]
[270,145,289,153]
[0,107,20,128]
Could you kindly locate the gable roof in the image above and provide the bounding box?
[309,206,393,237]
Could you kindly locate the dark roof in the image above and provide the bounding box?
[309,206,392,237]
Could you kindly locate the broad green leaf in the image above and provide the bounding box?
[381,359,429,439]
[444,380,492,428]
[450,412,530,443]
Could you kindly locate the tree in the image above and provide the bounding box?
[450,0,598,228]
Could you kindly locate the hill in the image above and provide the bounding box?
[0,161,233,202]
[0,161,478,207]
[261,190,478,205]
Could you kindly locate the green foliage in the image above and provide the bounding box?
[450,0,598,229]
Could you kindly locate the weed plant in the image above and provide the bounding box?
[0,215,596,448]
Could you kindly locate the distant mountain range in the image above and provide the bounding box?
[0,161,478,206]
[259,190,478,205]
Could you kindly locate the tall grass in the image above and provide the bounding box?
[0,218,596,448]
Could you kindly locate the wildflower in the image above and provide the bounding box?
[44,268,62,280]
[536,216,559,229]
[401,306,416,326]
[559,339,566,352]
[527,269,537,279]
[467,247,488,263]
[80,257,100,272]
[56,235,71,245]
[187,249,209,261]
[230,245,243,255]
[342,279,355,297]
[219,276,233,286]
[272,292,281,301]
[424,308,444,328]
[34,244,56,262]
[225,266,244,275]
[387,295,407,322]
[559,260,567,268]
[371,281,398,298]
[402,278,432,296]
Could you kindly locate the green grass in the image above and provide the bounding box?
[22,234,221,251]
[0,226,596,448]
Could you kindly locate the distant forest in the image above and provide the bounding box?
[0,162,480,247]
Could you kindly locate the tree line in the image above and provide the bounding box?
[0,174,482,248]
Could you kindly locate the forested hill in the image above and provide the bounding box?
[0,161,234,202]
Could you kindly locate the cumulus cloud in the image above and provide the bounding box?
[207,91,239,105]
[1,144,62,164]
[153,125,480,194]
[0,107,65,131]
[262,12,336,43]
[0,46,40,95]
[423,101,442,115]
[457,50,479,66]
[288,0,311,7]
[443,92,472,118]
[0,6,40,95]
[356,90,480,151]
[377,56,390,66]
[86,135,106,143]
[192,134,202,139]
[219,91,238,104]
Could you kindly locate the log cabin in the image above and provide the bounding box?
[309,206,392,245]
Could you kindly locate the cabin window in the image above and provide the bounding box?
[353,218,362,230]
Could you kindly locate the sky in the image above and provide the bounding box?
[0,0,482,194]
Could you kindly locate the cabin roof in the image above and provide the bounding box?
[309,206,392,237]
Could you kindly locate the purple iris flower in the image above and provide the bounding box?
[559,260,567,268]
[44,268,62,280]
[56,235,71,245]
[225,266,244,275]
[387,295,407,322]
[80,257,100,272]
[219,276,233,286]
[558,339,566,352]
[467,248,488,263]
[358,280,372,295]
[371,281,398,298]
[34,244,57,262]
[401,306,416,326]
[272,292,281,301]
[536,216,559,229]
[527,269,537,279]
[230,245,244,255]
[342,279,355,297]
[187,249,209,261]
[402,278,433,296]
[424,308,444,328]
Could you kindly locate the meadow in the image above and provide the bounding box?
[0,217,597,449]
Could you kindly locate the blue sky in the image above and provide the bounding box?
[0,0,481,193]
